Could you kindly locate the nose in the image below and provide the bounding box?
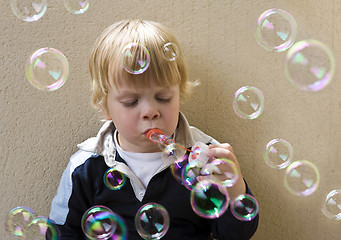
[142,101,160,120]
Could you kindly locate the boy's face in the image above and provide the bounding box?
[104,80,180,153]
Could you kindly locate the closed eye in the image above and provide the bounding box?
[156,97,172,103]
[121,99,138,107]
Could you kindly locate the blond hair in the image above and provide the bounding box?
[89,19,193,115]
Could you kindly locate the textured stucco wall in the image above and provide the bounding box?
[1,1,341,239]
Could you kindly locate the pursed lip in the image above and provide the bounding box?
[143,128,160,136]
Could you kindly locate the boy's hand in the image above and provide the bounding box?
[198,143,246,201]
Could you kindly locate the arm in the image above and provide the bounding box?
[200,143,259,239]
[49,152,95,239]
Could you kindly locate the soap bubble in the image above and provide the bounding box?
[103,168,126,190]
[264,138,293,169]
[25,216,60,240]
[284,160,320,196]
[255,8,297,52]
[322,189,341,221]
[233,86,264,120]
[190,180,229,219]
[230,194,259,221]
[25,47,69,91]
[5,206,36,238]
[107,214,128,240]
[10,0,47,22]
[64,0,89,14]
[170,154,189,184]
[135,202,170,240]
[81,205,117,240]
[162,42,179,61]
[285,39,335,91]
[122,43,150,74]
[201,158,239,188]
[182,162,201,191]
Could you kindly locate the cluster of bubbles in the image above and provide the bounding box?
[98,128,260,238]
[11,0,91,92]
[146,129,259,221]
[121,42,180,75]
[254,7,340,221]
[234,8,335,121]
[10,0,90,22]
[5,206,60,239]
[254,8,335,92]
[263,138,320,197]
[23,40,179,92]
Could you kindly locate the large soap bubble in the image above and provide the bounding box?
[233,86,264,120]
[230,194,259,221]
[25,47,69,91]
[10,0,47,22]
[64,0,89,14]
[285,39,335,91]
[5,206,36,238]
[255,8,297,52]
[322,189,341,221]
[190,180,229,219]
[135,202,170,240]
[284,160,320,196]
[264,138,293,169]
[81,205,118,240]
[25,216,60,240]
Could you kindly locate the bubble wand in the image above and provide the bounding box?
[146,129,192,153]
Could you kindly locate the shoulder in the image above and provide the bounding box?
[68,150,100,173]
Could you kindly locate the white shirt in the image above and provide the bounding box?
[114,132,163,188]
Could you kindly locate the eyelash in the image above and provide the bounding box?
[121,97,172,107]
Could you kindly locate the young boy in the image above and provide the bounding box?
[49,19,259,239]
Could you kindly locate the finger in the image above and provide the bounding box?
[209,143,234,153]
[207,147,236,162]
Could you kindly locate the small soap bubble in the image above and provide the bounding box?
[122,43,150,74]
[64,0,89,14]
[162,42,179,61]
[135,202,170,240]
[25,216,60,240]
[322,189,341,221]
[182,162,201,191]
[26,47,69,91]
[170,154,189,184]
[264,138,293,169]
[5,206,36,238]
[255,8,297,52]
[81,205,117,240]
[103,168,126,190]
[285,39,335,91]
[233,86,264,120]
[201,158,239,188]
[10,0,47,22]
[284,160,320,196]
[230,194,259,221]
[190,180,229,219]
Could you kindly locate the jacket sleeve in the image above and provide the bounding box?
[48,151,95,240]
[210,180,259,240]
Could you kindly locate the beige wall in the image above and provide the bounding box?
[1,0,341,239]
